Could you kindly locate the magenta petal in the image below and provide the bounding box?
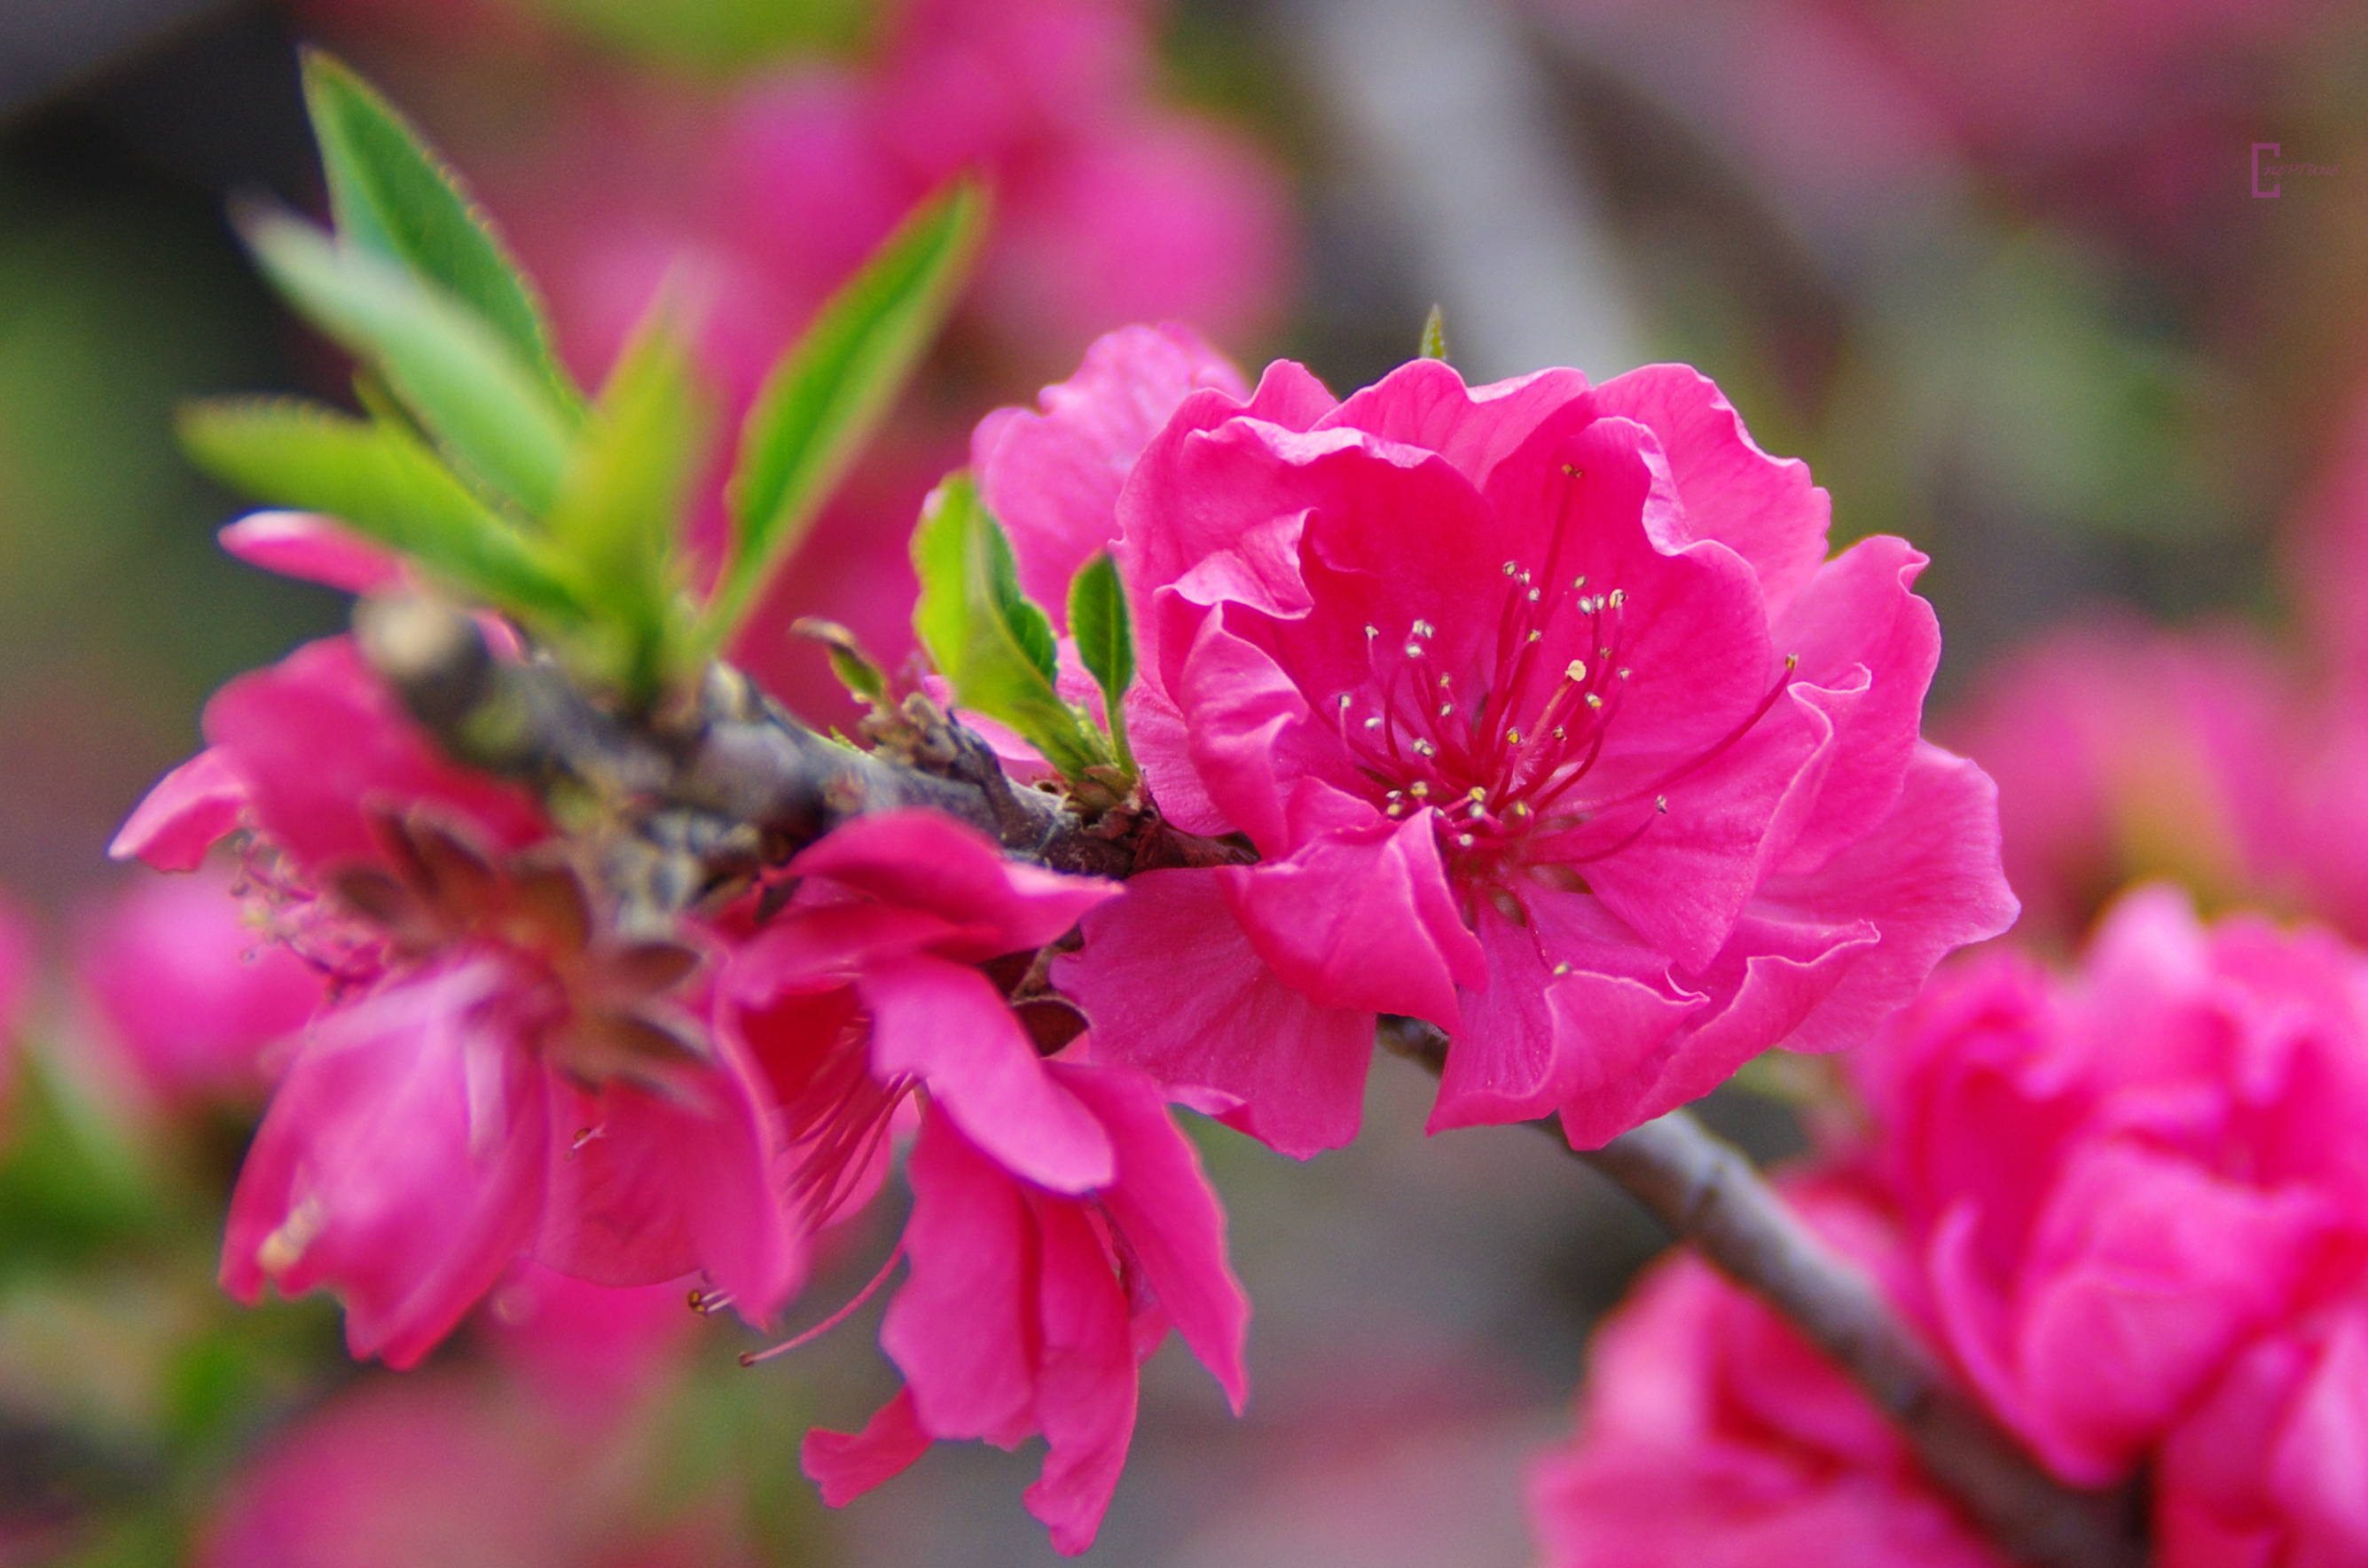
[862,953,1114,1193]
[223,963,543,1368]
[976,324,1248,615]
[1055,869,1375,1157]
[1167,601,1315,852]
[788,811,1120,959]
[1322,358,1593,490]
[1430,895,1697,1134]
[881,1107,1039,1445]
[110,748,250,871]
[1020,1189,1138,1556]
[535,1047,805,1326]
[1769,537,1941,872]
[1051,1062,1251,1411]
[1757,744,2019,1057]
[1217,813,1483,1026]
[1588,365,1831,621]
[203,637,545,872]
[803,1388,933,1508]
[218,511,408,594]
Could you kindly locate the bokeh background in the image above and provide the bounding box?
[4,0,2367,1562]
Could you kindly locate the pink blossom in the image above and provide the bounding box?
[74,863,328,1106]
[717,811,1247,1553]
[723,810,1127,1206]
[1049,353,2014,1154]
[114,637,797,1365]
[802,1066,1248,1556]
[1856,885,2368,1556]
[1528,1177,2007,1568]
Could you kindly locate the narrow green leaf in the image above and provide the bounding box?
[302,50,579,409]
[1066,550,1136,775]
[245,212,574,514]
[541,296,709,697]
[179,397,584,622]
[705,177,987,644]
[792,617,889,705]
[1419,303,1450,362]
[983,522,1058,684]
[911,475,1103,777]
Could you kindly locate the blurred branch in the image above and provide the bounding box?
[355,596,1251,913]
[1377,1018,2147,1568]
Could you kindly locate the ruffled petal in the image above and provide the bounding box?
[109,748,250,871]
[861,953,1114,1193]
[1051,1061,1251,1410]
[1217,811,1484,1026]
[1055,869,1374,1157]
[802,1388,933,1508]
[1586,364,1831,622]
[1021,1189,1138,1556]
[881,1107,1040,1446]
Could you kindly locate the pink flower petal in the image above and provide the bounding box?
[880,1107,1040,1444]
[218,511,409,594]
[802,1388,933,1508]
[1052,1061,1251,1411]
[1217,811,1484,1028]
[1055,869,1376,1157]
[789,811,1120,960]
[1020,1188,1138,1555]
[861,952,1114,1193]
[110,747,250,871]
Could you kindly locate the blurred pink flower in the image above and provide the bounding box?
[1855,884,2368,1555]
[74,863,328,1107]
[1538,886,2368,1565]
[1529,1177,2007,1568]
[200,1372,757,1568]
[478,1260,700,1423]
[114,637,799,1366]
[804,1065,1248,1556]
[1051,351,2013,1155]
[1941,615,2296,947]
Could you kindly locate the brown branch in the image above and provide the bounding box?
[1378,1019,2145,1568]
[353,596,1248,906]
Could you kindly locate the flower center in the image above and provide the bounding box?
[1322,464,1796,883]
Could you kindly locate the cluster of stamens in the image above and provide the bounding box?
[1322,464,1796,884]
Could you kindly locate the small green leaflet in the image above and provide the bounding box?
[179,399,584,623]
[1066,551,1136,777]
[703,177,987,647]
[540,296,710,702]
[911,475,1103,779]
[244,213,575,515]
[1419,303,1450,362]
[302,50,580,412]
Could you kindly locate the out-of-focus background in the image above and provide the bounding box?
[3,0,2366,1562]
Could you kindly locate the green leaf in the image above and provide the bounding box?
[302,51,580,409]
[180,397,585,622]
[912,474,1103,778]
[541,295,710,698]
[244,211,575,514]
[1419,303,1450,362]
[792,617,889,705]
[1065,550,1136,775]
[704,177,987,646]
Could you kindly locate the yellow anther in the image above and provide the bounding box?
[1565,660,1587,682]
